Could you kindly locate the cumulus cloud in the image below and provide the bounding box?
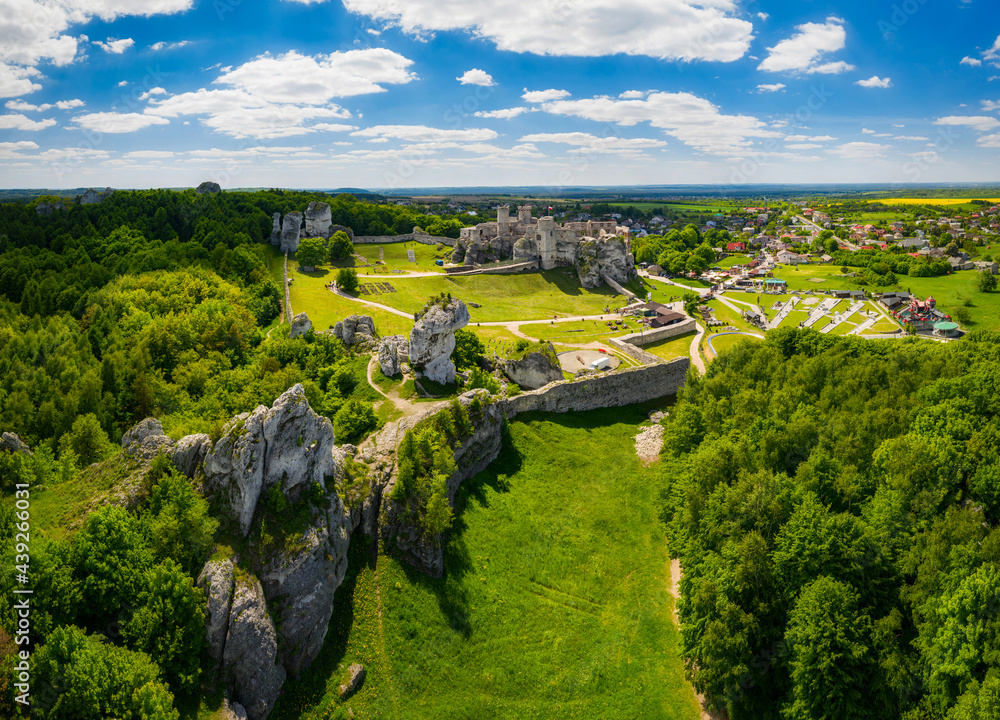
[934,115,1000,132]
[523,88,570,103]
[139,87,168,101]
[986,35,1000,63]
[0,64,43,98]
[785,143,822,150]
[92,38,135,54]
[143,48,415,139]
[856,75,891,88]
[457,68,495,86]
[351,125,498,143]
[518,132,667,153]
[5,98,84,111]
[828,141,890,159]
[125,150,175,158]
[213,49,416,104]
[758,17,855,74]
[756,83,785,93]
[982,100,1000,112]
[474,107,530,119]
[978,133,1000,147]
[961,56,983,67]
[0,113,56,130]
[150,40,191,51]
[341,0,754,62]
[537,91,782,155]
[784,134,836,142]
[893,135,930,141]
[619,90,648,99]
[73,112,169,133]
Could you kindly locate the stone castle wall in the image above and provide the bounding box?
[354,232,456,247]
[504,358,689,415]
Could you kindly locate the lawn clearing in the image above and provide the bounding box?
[272,406,699,720]
[643,332,696,361]
[707,333,763,357]
[519,318,646,344]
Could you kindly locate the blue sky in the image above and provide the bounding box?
[0,0,998,189]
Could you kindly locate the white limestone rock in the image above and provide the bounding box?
[334,315,376,346]
[171,434,211,478]
[289,312,313,339]
[203,384,336,536]
[501,344,564,390]
[281,212,303,253]
[197,559,235,664]
[575,240,602,289]
[378,339,401,377]
[270,212,281,246]
[304,201,332,239]
[222,574,286,720]
[0,432,32,456]
[408,299,470,385]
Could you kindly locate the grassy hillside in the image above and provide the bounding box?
[273,405,700,720]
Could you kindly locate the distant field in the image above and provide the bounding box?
[872,198,1000,205]
[272,407,700,720]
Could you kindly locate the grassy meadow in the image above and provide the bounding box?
[272,406,700,720]
[643,332,696,362]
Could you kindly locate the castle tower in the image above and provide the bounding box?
[518,204,533,226]
[497,205,510,236]
[538,216,557,270]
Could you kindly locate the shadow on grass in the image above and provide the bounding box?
[270,533,373,720]
[296,267,332,278]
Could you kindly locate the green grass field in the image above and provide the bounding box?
[707,333,763,357]
[272,407,699,720]
[331,242,451,274]
[703,299,759,333]
[889,273,1000,331]
[643,332,695,361]
[519,318,646,344]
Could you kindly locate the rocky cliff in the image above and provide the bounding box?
[576,236,636,289]
[408,299,470,385]
[304,202,332,239]
[270,213,281,246]
[500,344,564,390]
[197,181,222,194]
[280,212,303,253]
[333,315,376,347]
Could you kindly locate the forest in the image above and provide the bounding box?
[659,329,1000,720]
[0,188,467,719]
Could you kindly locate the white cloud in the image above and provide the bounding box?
[856,75,891,88]
[457,68,495,86]
[862,128,875,134]
[213,49,416,104]
[341,0,754,62]
[56,98,84,109]
[978,133,1000,148]
[474,107,530,119]
[523,88,570,103]
[92,38,135,54]
[934,115,1000,132]
[757,12,769,20]
[0,113,56,131]
[961,56,983,67]
[0,140,39,151]
[138,87,168,101]
[893,135,930,141]
[311,123,358,132]
[785,143,822,150]
[619,90,648,99]
[986,35,1000,63]
[150,40,191,51]
[539,91,782,155]
[756,83,785,93]
[828,141,890,159]
[758,17,855,74]
[518,132,667,153]
[982,100,1000,112]
[73,112,169,133]
[117,80,128,87]
[784,134,836,142]
[4,98,81,111]
[125,150,175,158]
[0,64,42,98]
[351,125,498,143]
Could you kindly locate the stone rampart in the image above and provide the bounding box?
[504,358,689,415]
[354,233,456,247]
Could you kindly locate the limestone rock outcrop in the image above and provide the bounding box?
[221,574,286,720]
[80,187,113,205]
[408,299,470,385]
[501,344,564,390]
[197,181,222,194]
[576,240,602,289]
[512,234,539,263]
[304,202,332,239]
[280,212,303,253]
[338,664,366,699]
[289,312,313,339]
[378,339,401,377]
[0,432,32,456]
[203,384,336,536]
[595,236,638,287]
[121,418,175,461]
[170,434,211,478]
[270,213,281,246]
[450,242,466,264]
[464,241,486,266]
[220,699,248,720]
[198,559,235,665]
[35,201,67,216]
[257,498,350,677]
[334,315,376,346]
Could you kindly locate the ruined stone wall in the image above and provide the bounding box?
[619,317,697,347]
[504,358,689,415]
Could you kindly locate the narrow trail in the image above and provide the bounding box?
[689,323,706,374]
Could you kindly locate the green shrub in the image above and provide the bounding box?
[333,399,377,442]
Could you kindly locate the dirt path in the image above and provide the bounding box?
[689,323,706,374]
[365,355,448,418]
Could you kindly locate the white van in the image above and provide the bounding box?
[590,357,611,371]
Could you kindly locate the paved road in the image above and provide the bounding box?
[642,272,713,297]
